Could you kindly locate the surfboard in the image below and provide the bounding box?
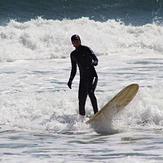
[86,83,139,124]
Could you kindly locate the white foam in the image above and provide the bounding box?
[0,17,163,134]
[0,17,163,62]
[0,57,163,133]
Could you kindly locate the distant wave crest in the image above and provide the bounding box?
[0,17,163,62]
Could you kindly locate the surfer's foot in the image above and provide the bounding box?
[78,115,85,122]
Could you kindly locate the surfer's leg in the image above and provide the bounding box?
[88,77,98,114]
[78,80,87,115]
[89,93,98,114]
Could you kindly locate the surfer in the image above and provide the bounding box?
[67,34,98,116]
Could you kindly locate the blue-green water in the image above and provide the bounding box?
[0,0,163,25]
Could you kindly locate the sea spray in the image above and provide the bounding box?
[0,17,163,62]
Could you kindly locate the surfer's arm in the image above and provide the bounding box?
[89,48,98,66]
[67,55,77,89]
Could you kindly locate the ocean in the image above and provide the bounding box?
[0,0,163,162]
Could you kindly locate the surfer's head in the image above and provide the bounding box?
[71,34,81,48]
[71,34,80,42]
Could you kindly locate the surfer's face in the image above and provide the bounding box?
[72,40,81,48]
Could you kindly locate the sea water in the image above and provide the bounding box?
[0,0,163,162]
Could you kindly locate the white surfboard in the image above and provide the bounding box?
[86,84,139,124]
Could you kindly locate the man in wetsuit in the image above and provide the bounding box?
[67,34,98,116]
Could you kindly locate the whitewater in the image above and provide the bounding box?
[0,17,163,162]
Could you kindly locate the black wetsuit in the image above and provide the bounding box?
[68,45,98,115]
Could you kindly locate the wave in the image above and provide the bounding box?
[1,0,163,25]
[1,85,163,133]
[0,17,163,62]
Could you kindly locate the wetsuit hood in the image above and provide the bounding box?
[71,34,81,42]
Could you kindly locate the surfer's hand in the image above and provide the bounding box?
[92,60,98,66]
[67,80,72,89]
